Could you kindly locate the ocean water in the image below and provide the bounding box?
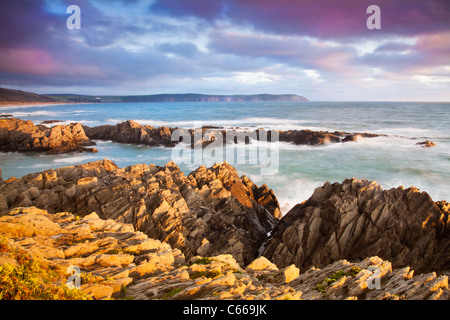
[1,101,449,214]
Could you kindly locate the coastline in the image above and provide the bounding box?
[0,159,448,300]
[0,101,84,107]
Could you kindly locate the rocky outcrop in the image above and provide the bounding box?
[278,130,380,146]
[417,140,436,148]
[0,160,280,266]
[0,118,383,155]
[0,207,184,300]
[1,207,448,300]
[263,178,450,274]
[83,120,382,148]
[0,118,97,154]
[83,120,176,148]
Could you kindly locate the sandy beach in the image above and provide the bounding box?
[0,101,82,108]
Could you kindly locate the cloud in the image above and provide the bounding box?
[151,0,450,39]
[0,0,449,100]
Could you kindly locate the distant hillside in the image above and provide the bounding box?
[48,93,309,103]
[0,87,309,105]
[0,87,60,105]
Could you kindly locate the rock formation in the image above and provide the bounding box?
[417,140,436,148]
[277,130,380,146]
[0,160,280,267]
[83,119,382,149]
[0,118,97,154]
[83,120,177,148]
[1,207,448,300]
[0,118,384,156]
[262,178,450,274]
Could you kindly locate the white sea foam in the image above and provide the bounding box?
[38,119,98,127]
[105,117,330,132]
[52,155,94,164]
[12,110,62,117]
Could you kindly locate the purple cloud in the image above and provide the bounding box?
[0,0,449,100]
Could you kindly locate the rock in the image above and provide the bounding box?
[283,265,300,283]
[277,130,381,146]
[289,256,450,300]
[83,120,176,148]
[246,256,279,272]
[0,118,96,154]
[83,120,382,149]
[1,207,449,300]
[0,206,183,300]
[0,160,281,267]
[80,284,114,300]
[263,178,450,274]
[0,207,61,236]
[417,140,436,148]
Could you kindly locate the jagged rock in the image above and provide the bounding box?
[417,140,436,148]
[263,178,450,274]
[0,118,96,154]
[1,207,449,300]
[278,130,380,146]
[0,206,181,300]
[246,256,278,272]
[0,160,280,266]
[83,120,176,148]
[83,120,382,149]
[289,256,450,300]
[283,265,300,283]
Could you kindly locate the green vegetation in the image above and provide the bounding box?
[185,257,214,267]
[0,236,91,300]
[108,248,141,256]
[190,270,222,280]
[315,266,363,296]
[192,257,213,265]
[160,287,182,300]
[0,87,58,104]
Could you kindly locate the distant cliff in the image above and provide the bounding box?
[0,87,59,105]
[48,93,309,103]
[1,87,308,104]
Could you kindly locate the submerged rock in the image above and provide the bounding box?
[417,140,436,148]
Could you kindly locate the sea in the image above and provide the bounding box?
[1,101,449,214]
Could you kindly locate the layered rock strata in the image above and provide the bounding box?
[263,178,450,274]
[1,207,448,300]
[0,160,280,266]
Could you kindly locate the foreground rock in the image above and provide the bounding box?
[1,207,448,300]
[0,207,184,300]
[0,160,280,266]
[0,118,97,154]
[263,178,450,274]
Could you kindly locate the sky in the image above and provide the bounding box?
[0,0,449,101]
